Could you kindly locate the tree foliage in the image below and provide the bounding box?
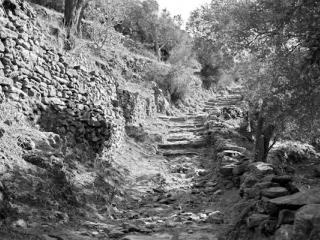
[188,0,320,155]
[116,0,187,60]
[85,0,125,49]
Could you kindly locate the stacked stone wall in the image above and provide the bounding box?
[0,0,160,156]
[0,0,124,154]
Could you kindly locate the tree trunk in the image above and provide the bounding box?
[254,105,276,162]
[262,124,275,160]
[64,0,87,38]
[76,1,89,36]
[154,41,161,61]
[254,111,265,162]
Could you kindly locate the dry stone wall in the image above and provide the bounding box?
[117,88,156,124]
[0,0,161,157]
[0,0,124,154]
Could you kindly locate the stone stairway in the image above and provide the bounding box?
[111,92,247,240]
[203,93,244,113]
[157,90,245,159]
[157,114,208,157]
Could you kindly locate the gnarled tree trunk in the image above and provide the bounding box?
[254,100,276,162]
[64,0,88,38]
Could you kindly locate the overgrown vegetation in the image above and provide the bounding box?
[188,0,320,159]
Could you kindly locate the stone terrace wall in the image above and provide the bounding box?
[117,88,156,124]
[0,0,124,154]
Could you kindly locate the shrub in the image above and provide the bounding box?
[85,0,125,50]
[146,63,192,104]
[163,66,191,103]
[144,63,192,104]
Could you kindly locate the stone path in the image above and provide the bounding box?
[110,91,245,240]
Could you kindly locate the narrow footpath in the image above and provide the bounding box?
[106,91,245,240]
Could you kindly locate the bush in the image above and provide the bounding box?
[84,0,125,50]
[145,63,192,104]
[268,140,320,164]
[163,66,192,103]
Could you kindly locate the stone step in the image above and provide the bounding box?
[158,140,206,150]
[166,136,205,142]
[168,127,207,133]
[166,132,207,139]
[159,147,207,157]
[205,102,240,106]
[167,124,204,129]
[160,150,200,157]
[159,115,207,122]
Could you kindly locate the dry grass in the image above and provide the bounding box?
[0,101,47,163]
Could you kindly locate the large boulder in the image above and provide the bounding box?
[293,204,320,240]
[269,188,320,207]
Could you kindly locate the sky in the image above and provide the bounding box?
[157,0,210,23]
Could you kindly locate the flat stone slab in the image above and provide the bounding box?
[249,162,274,175]
[122,233,172,240]
[261,187,289,198]
[269,188,320,206]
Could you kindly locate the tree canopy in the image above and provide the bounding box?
[188,0,320,152]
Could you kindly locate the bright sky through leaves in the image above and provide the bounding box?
[157,0,211,23]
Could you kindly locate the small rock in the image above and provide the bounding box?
[246,213,269,228]
[0,41,4,52]
[249,162,274,175]
[91,231,99,236]
[109,229,125,238]
[261,187,289,199]
[12,219,27,229]
[188,229,193,234]
[277,209,295,226]
[274,225,294,240]
[272,175,293,185]
[313,166,320,178]
[214,190,223,195]
[0,128,5,138]
[17,136,35,150]
[206,211,224,224]
[220,164,236,176]
[4,120,12,126]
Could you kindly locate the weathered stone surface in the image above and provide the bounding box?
[277,209,295,226]
[293,204,320,240]
[0,76,13,86]
[206,211,224,224]
[220,164,236,176]
[249,162,274,175]
[272,175,293,185]
[269,188,320,207]
[246,213,269,228]
[0,41,4,52]
[274,225,294,240]
[17,136,35,150]
[261,187,289,199]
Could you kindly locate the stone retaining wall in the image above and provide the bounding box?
[0,0,124,155]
